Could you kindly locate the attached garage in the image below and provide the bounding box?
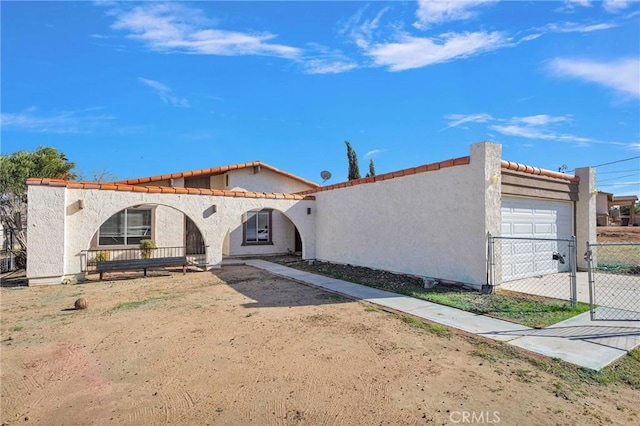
[500,196,573,281]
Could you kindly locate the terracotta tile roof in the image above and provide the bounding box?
[26,178,315,201]
[297,156,472,195]
[501,160,580,182]
[113,161,320,188]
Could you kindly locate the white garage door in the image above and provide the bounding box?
[501,197,573,282]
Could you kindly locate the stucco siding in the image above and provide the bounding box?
[27,185,67,284]
[154,206,186,248]
[575,167,596,270]
[313,143,501,288]
[28,186,315,284]
[596,193,609,215]
[229,168,314,193]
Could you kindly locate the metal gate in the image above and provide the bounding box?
[488,234,578,307]
[585,242,640,321]
[488,234,577,307]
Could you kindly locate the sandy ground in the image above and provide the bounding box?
[1,266,638,426]
[597,226,640,242]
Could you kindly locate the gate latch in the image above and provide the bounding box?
[552,251,565,264]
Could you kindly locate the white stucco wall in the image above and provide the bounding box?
[27,186,315,285]
[575,167,597,270]
[153,206,185,248]
[229,168,314,193]
[313,142,502,289]
[27,185,67,284]
[595,193,609,215]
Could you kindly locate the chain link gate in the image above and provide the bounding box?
[585,242,640,321]
[488,234,577,307]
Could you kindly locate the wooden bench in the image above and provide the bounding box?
[96,257,188,280]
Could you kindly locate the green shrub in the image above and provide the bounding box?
[139,239,157,259]
[95,251,110,262]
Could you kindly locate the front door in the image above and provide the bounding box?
[294,229,302,253]
[185,216,205,255]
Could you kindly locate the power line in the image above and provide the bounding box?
[568,155,640,173]
[596,169,640,175]
[598,182,640,187]
[597,173,640,183]
[592,156,640,168]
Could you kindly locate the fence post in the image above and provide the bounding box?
[487,233,495,291]
[569,236,577,308]
[585,241,595,320]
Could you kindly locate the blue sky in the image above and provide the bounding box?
[2,1,639,195]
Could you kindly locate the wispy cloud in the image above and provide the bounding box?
[138,77,190,107]
[443,112,635,148]
[1,107,115,134]
[548,57,640,98]
[301,44,358,75]
[603,0,632,13]
[364,149,386,158]
[367,31,507,71]
[414,0,496,29]
[110,3,301,59]
[341,5,391,50]
[510,115,572,126]
[442,113,493,130]
[542,21,618,33]
[303,59,358,75]
[567,0,592,6]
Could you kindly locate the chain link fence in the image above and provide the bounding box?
[585,242,640,321]
[489,235,577,306]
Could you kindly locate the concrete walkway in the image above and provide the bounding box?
[240,259,640,371]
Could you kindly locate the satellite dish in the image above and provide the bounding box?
[320,170,332,183]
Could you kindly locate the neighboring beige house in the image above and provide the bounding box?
[596,192,638,226]
[611,195,639,227]
[26,142,596,289]
[596,191,614,226]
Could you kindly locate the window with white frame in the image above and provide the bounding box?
[98,208,152,246]
[243,210,272,244]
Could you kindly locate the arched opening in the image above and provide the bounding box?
[84,203,206,270]
[224,208,305,258]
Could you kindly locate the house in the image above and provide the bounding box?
[596,191,614,226]
[97,161,319,259]
[26,142,596,289]
[610,195,639,227]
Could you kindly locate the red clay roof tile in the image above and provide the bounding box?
[439,159,454,168]
[112,161,319,189]
[297,155,473,195]
[427,163,440,171]
[27,178,316,200]
[501,160,579,182]
[453,156,470,166]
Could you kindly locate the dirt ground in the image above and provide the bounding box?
[596,226,640,242]
[1,266,638,425]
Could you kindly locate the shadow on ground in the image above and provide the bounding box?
[212,265,353,309]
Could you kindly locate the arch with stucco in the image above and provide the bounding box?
[26,185,316,284]
[226,207,308,257]
[84,202,207,260]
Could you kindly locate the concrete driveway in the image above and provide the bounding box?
[501,272,640,320]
